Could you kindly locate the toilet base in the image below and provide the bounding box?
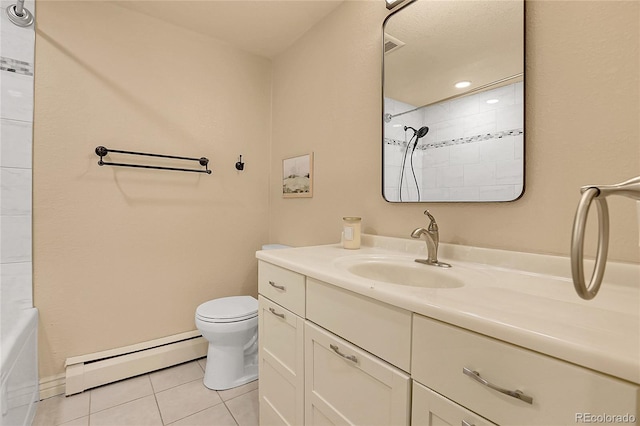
[202,342,258,391]
[203,367,257,391]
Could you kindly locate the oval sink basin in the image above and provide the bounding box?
[338,256,464,289]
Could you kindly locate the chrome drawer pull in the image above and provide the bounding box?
[268,280,286,291]
[461,421,475,426]
[329,344,358,364]
[463,367,533,405]
[268,307,285,319]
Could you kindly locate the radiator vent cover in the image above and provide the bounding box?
[64,330,207,396]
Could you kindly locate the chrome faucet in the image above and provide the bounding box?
[411,210,451,268]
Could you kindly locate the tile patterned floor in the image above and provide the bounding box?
[32,359,258,426]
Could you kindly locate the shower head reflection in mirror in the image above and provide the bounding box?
[399,126,429,201]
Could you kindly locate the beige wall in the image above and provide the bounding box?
[33,1,271,378]
[33,0,639,383]
[270,1,640,263]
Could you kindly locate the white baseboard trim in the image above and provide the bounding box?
[39,373,66,400]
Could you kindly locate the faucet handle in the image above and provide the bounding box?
[424,210,438,231]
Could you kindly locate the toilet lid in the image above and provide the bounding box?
[196,296,258,323]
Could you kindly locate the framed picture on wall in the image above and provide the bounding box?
[282,153,313,198]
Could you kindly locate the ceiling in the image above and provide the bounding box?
[114,0,345,58]
[384,0,523,107]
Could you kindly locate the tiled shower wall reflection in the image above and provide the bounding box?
[384,82,524,202]
[384,97,425,202]
[1,0,35,343]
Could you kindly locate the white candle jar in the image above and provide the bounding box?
[342,217,362,249]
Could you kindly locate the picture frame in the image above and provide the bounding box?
[282,153,313,198]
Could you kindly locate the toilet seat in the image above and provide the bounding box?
[196,296,258,323]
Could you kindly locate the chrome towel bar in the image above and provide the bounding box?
[571,176,640,300]
[95,146,211,174]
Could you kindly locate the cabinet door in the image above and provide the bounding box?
[304,321,410,426]
[412,381,497,426]
[258,296,304,426]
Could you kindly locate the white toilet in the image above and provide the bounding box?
[195,295,258,390]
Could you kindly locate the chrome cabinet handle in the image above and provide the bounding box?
[268,280,286,291]
[268,307,285,319]
[463,367,533,405]
[329,344,358,364]
[461,421,475,426]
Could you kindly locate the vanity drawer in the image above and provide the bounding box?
[258,261,305,316]
[412,381,496,426]
[306,278,411,372]
[412,315,640,425]
[305,321,410,426]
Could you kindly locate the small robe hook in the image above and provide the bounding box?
[235,155,245,171]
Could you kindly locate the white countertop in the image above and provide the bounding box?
[256,235,640,385]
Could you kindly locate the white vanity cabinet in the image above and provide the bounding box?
[258,256,639,426]
[412,314,640,426]
[257,262,306,426]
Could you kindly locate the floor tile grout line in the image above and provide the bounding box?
[87,390,92,426]
[196,358,206,373]
[153,376,207,396]
[160,399,229,426]
[39,394,90,426]
[149,361,205,394]
[223,400,241,426]
[149,371,159,394]
[153,390,167,426]
[89,393,155,416]
[84,393,163,425]
[219,382,259,403]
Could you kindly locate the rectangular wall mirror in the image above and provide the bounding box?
[382,0,524,202]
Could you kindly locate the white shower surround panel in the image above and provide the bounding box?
[384,82,524,202]
[1,0,37,424]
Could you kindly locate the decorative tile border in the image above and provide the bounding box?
[1,56,33,76]
[385,128,524,150]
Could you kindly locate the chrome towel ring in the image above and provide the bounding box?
[571,176,640,300]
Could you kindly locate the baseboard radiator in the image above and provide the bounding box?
[64,330,208,396]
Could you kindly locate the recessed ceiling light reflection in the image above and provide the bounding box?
[455,81,471,89]
[486,99,500,104]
